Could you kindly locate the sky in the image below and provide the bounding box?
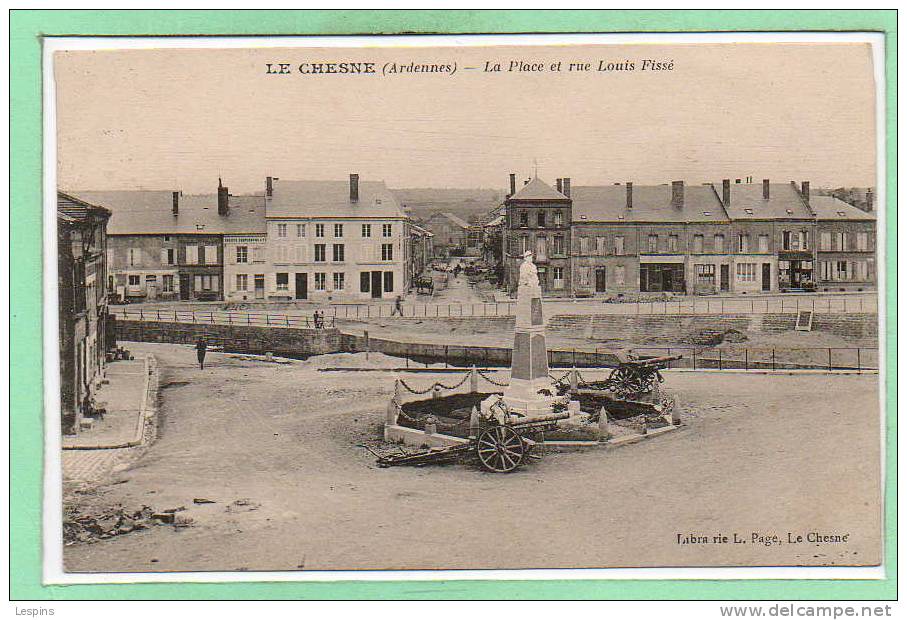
[54,41,877,194]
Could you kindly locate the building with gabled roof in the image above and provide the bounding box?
[810,194,877,291]
[422,210,471,258]
[258,175,412,301]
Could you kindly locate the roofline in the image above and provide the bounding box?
[58,191,113,217]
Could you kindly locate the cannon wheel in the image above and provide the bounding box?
[476,425,525,473]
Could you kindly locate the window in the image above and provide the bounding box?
[696,264,716,285]
[128,247,141,266]
[361,224,372,237]
[196,275,219,291]
[835,261,849,281]
[360,272,370,293]
[520,235,529,254]
[782,231,792,250]
[692,235,703,254]
[798,231,808,250]
[333,272,345,291]
[553,235,565,256]
[736,263,756,282]
[277,223,287,238]
[236,274,248,291]
[614,265,626,286]
[381,243,394,261]
[293,245,306,263]
[145,274,157,283]
[312,224,324,238]
[552,267,565,289]
[738,234,749,253]
[382,224,393,237]
[296,224,306,237]
[578,266,591,287]
[314,272,326,291]
[836,232,847,251]
[579,236,589,254]
[554,211,563,226]
[333,244,345,262]
[820,232,832,250]
[536,236,548,261]
[647,234,658,253]
[714,234,725,253]
[276,273,289,291]
[332,223,343,238]
[162,275,174,292]
[614,236,625,255]
[128,275,140,286]
[856,232,868,251]
[595,237,605,255]
[236,246,248,263]
[186,245,198,264]
[383,271,394,293]
[159,247,175,266]
[203,245,218,265]
[519,211,528,227]
[314,244,326,262]
[537,211,546,227]
[758,234,769,253]
[275,245,288,263]
[668,235,679,253]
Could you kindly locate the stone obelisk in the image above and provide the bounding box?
[502,251,557,417]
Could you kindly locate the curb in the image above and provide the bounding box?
[62,355,158,451]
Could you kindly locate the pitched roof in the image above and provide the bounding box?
[809,195,877,221]
[508,177,569,202]
[65,190,267,235]
[57,191,112,222]
[571,184,728,223]
[266,179,406,219]
[441,212,469,228]
[719,182,814,220]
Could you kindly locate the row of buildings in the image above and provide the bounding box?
[69,175,434,304]
[499,175,877,296]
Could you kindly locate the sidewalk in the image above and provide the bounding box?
[63,358,149,450]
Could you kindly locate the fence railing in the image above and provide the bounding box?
[111,307,336,329]
[579,295,876,316]
[602,346,878,372]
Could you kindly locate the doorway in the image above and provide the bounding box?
[761,263,771,292]
[370,271,383,299]
[594,267,607,293]
[179,274,190,300]
[295,273,308,300]
[720,264,730,292]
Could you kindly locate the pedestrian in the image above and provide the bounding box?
[391,295,403,316]
[195,336,208,370]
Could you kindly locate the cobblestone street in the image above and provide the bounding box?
[61,342,881,573]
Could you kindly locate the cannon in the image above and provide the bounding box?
[371,410,570,473]
[600,354,682,397]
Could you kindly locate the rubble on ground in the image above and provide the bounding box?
[63,503,192,545]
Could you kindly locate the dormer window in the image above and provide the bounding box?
[703,211,711,216]
[786,209,794,215]
[837,211,846,217]
[744,209,753,215]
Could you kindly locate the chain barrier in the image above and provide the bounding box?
[548,370,572,385]
[477,369,509,387]
[398,371,471,395]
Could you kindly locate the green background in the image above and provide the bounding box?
[9,10,897,600]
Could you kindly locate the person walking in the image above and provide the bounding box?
[195,336,208,370]
[391,295,403,317]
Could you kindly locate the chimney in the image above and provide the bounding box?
[671,180,684,209]
[266,176,273,197]
[722,179,731,206]
[626,182,633,209]
[349,173,359,202]
[556,178,563,194]
[217,178,229,216]
[172,191,179,216]
[866,188,874,211]
[509,173,516,196]
[562,177,571,198]
[800,181,810,203]
[762,179,770,200]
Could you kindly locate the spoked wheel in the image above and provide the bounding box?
[476,425,526,473]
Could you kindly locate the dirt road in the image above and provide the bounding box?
[64,343,881,572]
